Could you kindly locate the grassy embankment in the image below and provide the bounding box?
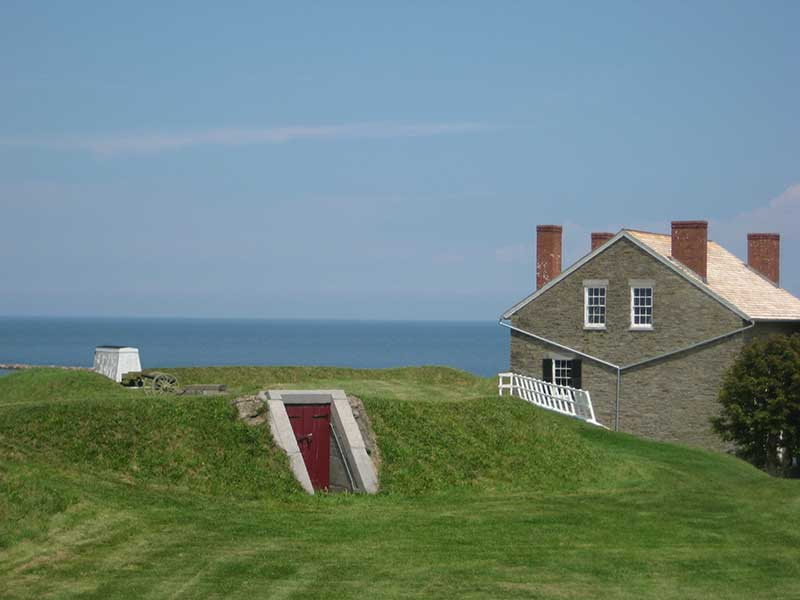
[0,366,799,598]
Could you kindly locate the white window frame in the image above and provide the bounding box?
[630,286,654,329]
[551,359,575,402]
[552,358,573,387]
[583,280,608,330]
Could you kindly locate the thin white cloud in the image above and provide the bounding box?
[710,183,800,279]
[0,122,491,156]
[719,183,800,241]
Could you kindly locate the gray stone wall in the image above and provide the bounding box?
[512,238,746,366]
[621,336,743,450]
[509,237,751,450]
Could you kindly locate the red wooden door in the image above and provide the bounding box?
[285,404,330,490]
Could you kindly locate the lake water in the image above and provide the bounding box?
[0,317,508,378]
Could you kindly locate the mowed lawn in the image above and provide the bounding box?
[1,367,799,599]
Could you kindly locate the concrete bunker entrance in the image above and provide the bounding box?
[267,390,379,495]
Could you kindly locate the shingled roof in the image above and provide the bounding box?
[627,230,800,321]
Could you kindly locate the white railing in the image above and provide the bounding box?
[498,372,604,427]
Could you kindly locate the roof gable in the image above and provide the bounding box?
[501,231,754,321]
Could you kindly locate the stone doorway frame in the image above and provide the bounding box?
[264,389,378,495]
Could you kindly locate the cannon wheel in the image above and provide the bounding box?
[152,373,178,394]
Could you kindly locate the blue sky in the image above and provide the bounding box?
[2,1,799,320]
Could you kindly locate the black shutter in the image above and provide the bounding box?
[542,359,553,383]
[571,359,582,389]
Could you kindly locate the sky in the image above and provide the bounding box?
[1,1,799,320]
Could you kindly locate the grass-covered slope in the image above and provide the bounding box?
[0,367,612,499]
[0,369,298,499]
[1,367,799,598]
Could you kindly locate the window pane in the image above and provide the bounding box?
[585,287,606,326]
[631,287,653,326]
[553,359,572,386]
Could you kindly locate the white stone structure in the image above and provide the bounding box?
[93,346,142,383]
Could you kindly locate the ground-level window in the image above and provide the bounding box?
[631,287,653,328]
[584,286,607,328]
[542,358,582,389]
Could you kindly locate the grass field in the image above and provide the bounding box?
[1,366,799,598]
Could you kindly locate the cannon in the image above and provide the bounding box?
[121,371,179,395]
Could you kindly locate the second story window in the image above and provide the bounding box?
[583,280,607,329]
[631,286,654,328]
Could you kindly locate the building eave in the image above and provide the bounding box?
[750,316,800,322]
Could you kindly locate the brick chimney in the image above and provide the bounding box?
[671,220,708,280]
[591,232,614,251]
[747,233,780,285]
[536,225,562,289]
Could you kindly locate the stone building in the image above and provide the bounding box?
[500,221,800,450]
